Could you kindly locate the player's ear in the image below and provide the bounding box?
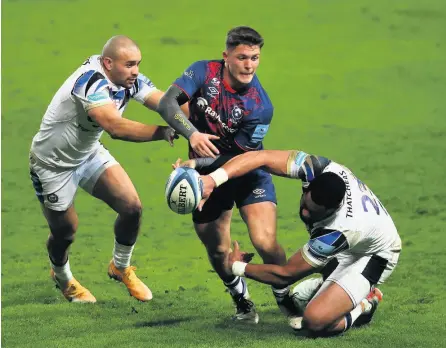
[101,56,113,71]
[222,50,228,62]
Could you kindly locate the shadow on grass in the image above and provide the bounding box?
[135,317,194,328]
[213,309,310,339]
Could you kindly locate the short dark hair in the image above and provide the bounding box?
[226,26,264,50]
[309,172,346,209]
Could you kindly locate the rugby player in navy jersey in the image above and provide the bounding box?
[158,27,289,323]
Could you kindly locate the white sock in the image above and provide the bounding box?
[113,240,134,269]
[224,276,249,298]
[51,259,73,283]
[344,301,367,331]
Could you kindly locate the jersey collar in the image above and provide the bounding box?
[220,60,254,95]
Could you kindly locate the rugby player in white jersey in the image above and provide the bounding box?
[29,35,190,303]
[176,150,401,335]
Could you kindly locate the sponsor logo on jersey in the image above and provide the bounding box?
[203,106,237,133]
[184,70,194,79]
[339,170,353,218]
[207,86,219,99]
[251,124,270,143]
[196,97,208,111]
[231,105,243,124]
[87,91,109,102]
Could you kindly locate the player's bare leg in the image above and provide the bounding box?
[240,202,285,266]
[43,204,96,303]
[194,210,259,323]
[240,202,295,322]
[302,282,381,336]
[92,164,152,301]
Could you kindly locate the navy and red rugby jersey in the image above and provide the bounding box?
[173,60,273,158]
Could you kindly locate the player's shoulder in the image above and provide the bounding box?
[307,227,350,258]
[133,72,156,91]
[321,161,344,175]
[75,55,102,74]
[251,74,273,108]
[72,55,110,97]
[188,59,217,71]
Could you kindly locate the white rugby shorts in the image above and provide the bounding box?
[314,250,400,307]
[29,145,118,211]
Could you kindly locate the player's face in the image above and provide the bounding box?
[299,191,336,224]
[105,48,142,89]
[223,44,261,87]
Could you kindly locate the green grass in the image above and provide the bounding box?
[2,0,446,346]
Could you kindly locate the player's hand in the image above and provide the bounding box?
[172,158,196,169]
[163,127,179,146]
[196,175,217,211]
[228,241,255,268]
[189,131,220,158]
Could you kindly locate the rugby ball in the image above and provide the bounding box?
[165,167,203,214]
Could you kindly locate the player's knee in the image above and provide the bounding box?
[303,308,330,332]
[48,220,78,239]
[251,234,279,257]
[207,244,230,261]
[48,230,76,248]
[119,197,142,220]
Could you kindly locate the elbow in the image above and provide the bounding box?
[279,276,295,287]
[277,267,301,286]
[271,269,296,287]
[109,132,120,140]
[273,278,293,287]
[106,124,122,140]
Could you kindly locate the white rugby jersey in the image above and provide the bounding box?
[287,151,402,267]
[31,55,158,168]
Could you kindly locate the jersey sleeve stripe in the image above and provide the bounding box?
[72,70,95,95]
[94,79,109,93]
[134,80,140,94]
[304,161,314,181]
[85,72,106,97]
[301,246,323,268]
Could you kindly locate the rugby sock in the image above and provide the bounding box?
[224,276,249,298]
[51,259,73,283]
[344,300,369,331]
[272,285,290,297]
[113,240,134,269]
[271,285,290,303]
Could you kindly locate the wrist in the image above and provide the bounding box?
[209,168,229,187]
[232,261,248,277]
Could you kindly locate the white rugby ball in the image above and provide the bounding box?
[165,167,203,214]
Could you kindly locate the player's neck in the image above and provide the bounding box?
[223,65,249,92]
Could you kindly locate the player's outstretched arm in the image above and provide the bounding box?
[143,89,190,117]
[195,150,294,210]
[229,241,315,286]
[88,103,174,143]
[222,150,292,178]
[157,85,220,158]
